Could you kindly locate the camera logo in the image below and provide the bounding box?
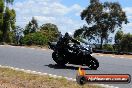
[76,67,131,85]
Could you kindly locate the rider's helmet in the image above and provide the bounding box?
[64,32,73,39]
[64,32,69,37]
[63,32,70,43]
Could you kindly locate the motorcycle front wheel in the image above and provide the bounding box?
[52,52,68,66]
[86,56,99,70]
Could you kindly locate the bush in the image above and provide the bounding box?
[8,32,16,43]
[21,32,49,46]
[0,31,15,44]
[103,44,114,51]
[0,31,2,42]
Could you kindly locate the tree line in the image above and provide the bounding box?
[74,0,131,53]
[115,30,132,52]
[0,0,60,46]
[0,0,131,53]
[18,17,60,46]
[0,16,61,46]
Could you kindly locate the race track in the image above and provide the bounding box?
[0,46,132,88]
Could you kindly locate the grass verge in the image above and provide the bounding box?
[0,67,102,88]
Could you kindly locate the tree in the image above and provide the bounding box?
[14,26,24,45]
[40,23,60,41]
[115,31,132,52]
[74,0,128,49]
[74,25,96,42]
[115,30,124,44]
[0,0,16,42]
[74,25,86,38]
[24,17,38,35]
[120,33,132,52]
[2,7,16,42]
[0,0,4,29]
[30,17,38,32]
[21,32,49,46]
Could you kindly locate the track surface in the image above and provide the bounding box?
[0,46,132,88]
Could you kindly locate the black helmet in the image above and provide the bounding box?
[65,32,69,37]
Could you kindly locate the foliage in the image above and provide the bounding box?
[22,23,61,46]
[0,0,4,28]
[115,30,124,44]
[10,9,16,30]
[120,33,132,52]
[24,17,38,35]
[21,32,49,46]
[0,31,2,42]
[103,44,114,51]
[74,0,128,49]
[4,0,14,4]
[8,31,15,43]
[74,26,85,38]
[0,0,16,42]
[40,23,60,42]
[0,30,15,43]
[14,26,24,45]
[114,30,123,51]
[114,31,132,52]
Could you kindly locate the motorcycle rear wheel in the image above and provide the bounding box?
[52,52,68,66]
[87,56,99,70]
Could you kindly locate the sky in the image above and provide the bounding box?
[13,0,132,35]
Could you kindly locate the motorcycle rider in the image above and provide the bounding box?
[56,32,80,53]
[48,32,99,69]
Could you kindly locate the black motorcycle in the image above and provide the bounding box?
[48,40,99,70]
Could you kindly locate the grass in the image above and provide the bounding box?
[0,67,103,88]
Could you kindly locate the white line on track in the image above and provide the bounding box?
[111,56,115,58]
[10,46,15,47]
[42,49,46,51]
[0,45,4,47]
[21,47,25,48]
[100,55,104,56]
[120,56,124,58]
[91,54,95,56]
[30,48,35,50]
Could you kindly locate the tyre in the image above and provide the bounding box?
[52,52,68,65]
[87,56,99,70]
[76,76,87,85]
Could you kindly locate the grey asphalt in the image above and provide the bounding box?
[0,46,132,88]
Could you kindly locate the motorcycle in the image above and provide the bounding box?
[48,40,99,70]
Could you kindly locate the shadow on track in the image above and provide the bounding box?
[45,64,91,70]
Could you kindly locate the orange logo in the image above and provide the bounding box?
[78,67,86,76]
